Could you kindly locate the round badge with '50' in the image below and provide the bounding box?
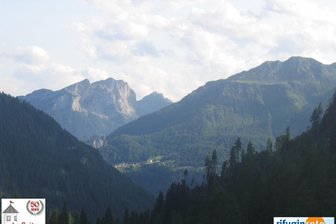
[26,200,44,215]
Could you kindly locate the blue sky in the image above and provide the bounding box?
[1,0,336,101]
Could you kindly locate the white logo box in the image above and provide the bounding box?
[274,217,334,224]
[1,198,46,224]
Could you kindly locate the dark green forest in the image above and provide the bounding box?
[47,91,336,223]
[0,92,152,219]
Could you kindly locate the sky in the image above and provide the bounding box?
[1,0,336,101]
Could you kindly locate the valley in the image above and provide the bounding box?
[2,1,336,223]
[19,57,336,196]
[2,56,336,223]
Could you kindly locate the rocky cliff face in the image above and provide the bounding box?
[22,78,172,140]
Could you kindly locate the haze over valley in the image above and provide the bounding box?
[1,1,336,223]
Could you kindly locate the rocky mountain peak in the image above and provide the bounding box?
[137,91,172,116]
[22,77,172,140]
[84,78,137,118]
[65,79,90,94]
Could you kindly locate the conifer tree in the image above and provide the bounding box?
[246,141,255,158]
[230,137,242,167]
[78,210,90,224]
[101,207,115,224]
[122,209,129,224]
[266,138,273,152]
[310,102,323,128]
[59,203,69,224]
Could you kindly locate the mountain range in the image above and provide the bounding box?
[120,84,336,224]
[0,93,152,218]
[22,78,172,140]
[100,57,336,193]
[16,57,336,195]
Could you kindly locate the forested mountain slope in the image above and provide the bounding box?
[103,57,336,167]
[112,91,336,224]
[0,93,152,218]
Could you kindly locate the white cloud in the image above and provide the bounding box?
[0,46,109,96]
[2,0,336,101]
[74,1,262,100]
[0,46,49,65]
[73,0,336,101]
[80,67,109,81]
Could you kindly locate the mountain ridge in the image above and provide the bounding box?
[22,78,172,140]
[110,57,336,138]
[229,56,335,83]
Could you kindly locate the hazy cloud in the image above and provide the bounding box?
[73,0,336,100]
[0,46,109,96]
[0,46,49,65]
[1,0,336,101]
